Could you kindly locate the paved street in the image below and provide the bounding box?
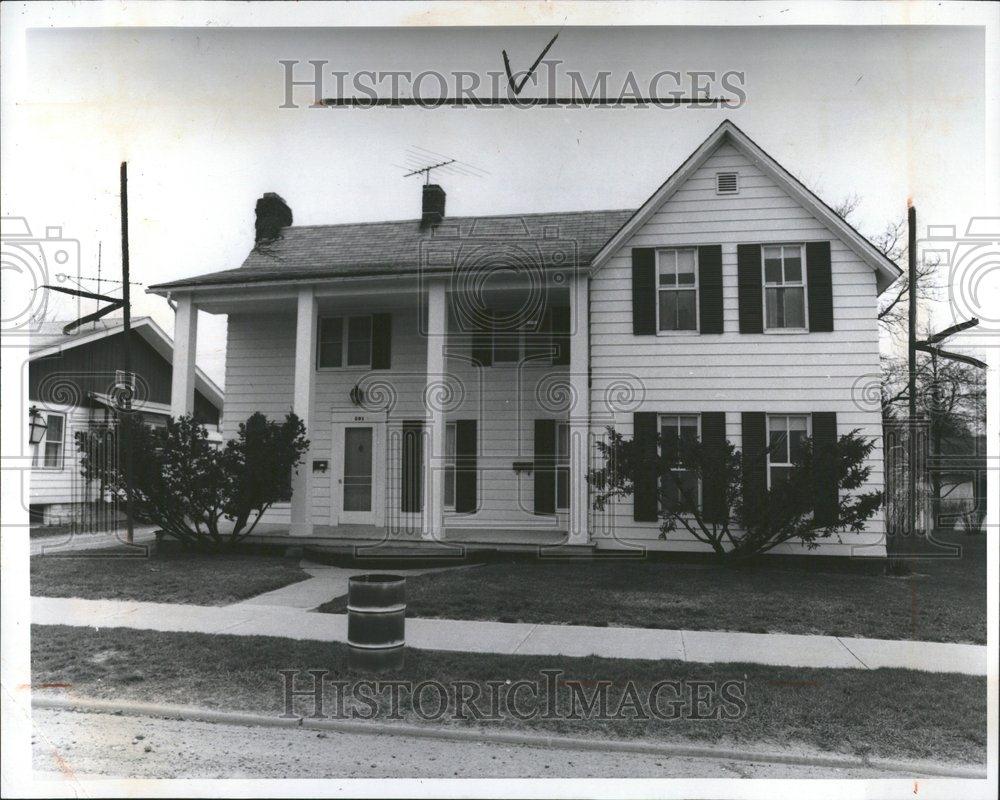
[31,707,916,780]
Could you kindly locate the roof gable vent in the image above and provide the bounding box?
[716,172,739,195]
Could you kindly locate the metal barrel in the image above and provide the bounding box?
[347,573,406,672]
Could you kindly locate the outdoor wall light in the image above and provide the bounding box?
[28,406,48,445]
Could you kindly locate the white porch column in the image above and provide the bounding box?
[290,287,318,537]
[568,273,591,545]
[170,294,198,418]
[422,280,447,540]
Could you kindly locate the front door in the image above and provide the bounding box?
[334,423,376,525]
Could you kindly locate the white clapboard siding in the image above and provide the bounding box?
[224,309,569,530]
[29,403,101,507]
[589,141,886,557]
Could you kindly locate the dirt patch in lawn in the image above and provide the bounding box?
[31,625,987,766]
[317,531,986,644]
[30,545,310,606]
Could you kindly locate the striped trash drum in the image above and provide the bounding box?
[347,574,406,672]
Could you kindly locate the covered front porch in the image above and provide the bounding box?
[165,268,594,549]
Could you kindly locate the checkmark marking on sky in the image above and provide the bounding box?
[502,32,560,95]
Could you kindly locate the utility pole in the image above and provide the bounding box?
[120,162,135,545]
[906,203,918,542]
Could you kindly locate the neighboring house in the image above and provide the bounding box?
[28,317,224,525]
[149,120,900,557]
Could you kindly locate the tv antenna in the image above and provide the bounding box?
[404,159,456,185]
[397,146,490,184]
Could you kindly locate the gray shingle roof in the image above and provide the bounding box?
[149,209,635,291]
[28,316,153,353]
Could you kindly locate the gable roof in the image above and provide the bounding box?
[589,120,902,293]
[29,316,224,411]
[148,210,634,293]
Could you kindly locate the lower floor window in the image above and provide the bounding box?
[555,421,569,511]
[659,414,700,511]
[767,414,809,487]
[32,412,65,469]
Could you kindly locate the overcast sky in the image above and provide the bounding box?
[6,23,988,384]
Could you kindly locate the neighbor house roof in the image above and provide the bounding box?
[29,316,224,411]
[148,210,635,293]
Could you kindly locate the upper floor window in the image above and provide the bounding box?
[659,414,700,510]
[763,244,807,330]
[767,414,809,487]
[318,315,372,369]
[657,248,698,332]
[32,412,65,469]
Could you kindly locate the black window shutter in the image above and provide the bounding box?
[698,245,724,334]
[372,313,392,369]
[811,412,838,525]
[472,310,493,366]
[631,248,656,335]
[737,244,763,334]
[806,241,834,332]
[401,421,423,513]
[633,411,659,522]
[533,419,556,515]
[740,412,767,518]
[455,419,477,513]
[551,305,570,365]
[700,412,727,522]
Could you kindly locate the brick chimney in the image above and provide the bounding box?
[254,193,293,244]
[421,184,446,228]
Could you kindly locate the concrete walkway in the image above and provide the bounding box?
[30,595,986,675]
[232,562,463,610]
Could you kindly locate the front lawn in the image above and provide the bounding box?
[31,625,986,765]
[30,545,310,606]
[319,531,986,644]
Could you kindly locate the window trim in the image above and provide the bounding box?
[32,411,66,471]
[317,314,373,370]
[655,248,700,335]
[761,243,809,333]
[766,413,811,489]
[658,413,702,511]
[444,421,457,511]
[555,420,570,511]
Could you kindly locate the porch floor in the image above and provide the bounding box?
[245,523,588,557]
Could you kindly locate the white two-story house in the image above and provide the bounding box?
[148,121,899,558]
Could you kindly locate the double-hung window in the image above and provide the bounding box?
[318,316,373,368]
[33,412,65,469]
[444,422,457,511]
[763,244,807,330]
[659,414,700,510]
[767,414,809,487]
[555,421,570,511]
[657,249,698,332]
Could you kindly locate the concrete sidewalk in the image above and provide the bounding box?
[29,527,159,557]
[30,595,986,675]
